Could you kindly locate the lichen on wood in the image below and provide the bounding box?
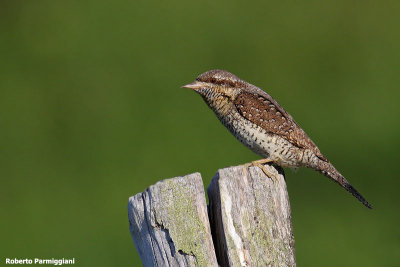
[128,165,296,267]
[128,173,218,267]
[207,165,296,267]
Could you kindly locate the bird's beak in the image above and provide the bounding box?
[181,81,205,91]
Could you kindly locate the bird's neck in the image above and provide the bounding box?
[202,94,233,118]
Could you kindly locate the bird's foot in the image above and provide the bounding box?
[243,158,277,182]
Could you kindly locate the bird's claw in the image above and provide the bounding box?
[243,158,277,183]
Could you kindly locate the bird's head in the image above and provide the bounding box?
[182,70,245,102]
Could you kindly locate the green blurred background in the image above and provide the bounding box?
[1,1,399,266]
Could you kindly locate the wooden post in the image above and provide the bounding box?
[208,165,296,267]
[128,165,296,267]
[128,173,218,267]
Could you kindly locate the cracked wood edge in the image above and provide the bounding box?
[128,173,218,267]
[207,165,296,267]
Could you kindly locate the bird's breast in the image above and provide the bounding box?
[221,110,303,168]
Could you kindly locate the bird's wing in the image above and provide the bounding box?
[234,90,327,161]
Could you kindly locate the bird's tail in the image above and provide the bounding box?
[315,160,372,209]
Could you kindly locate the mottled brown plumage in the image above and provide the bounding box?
[234,92,327,161]
[183,69,372,209]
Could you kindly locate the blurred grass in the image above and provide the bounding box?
[0,1,399,266]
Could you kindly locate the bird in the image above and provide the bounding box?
[183,69,372,209]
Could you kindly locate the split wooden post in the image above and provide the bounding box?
[128,165,296,267]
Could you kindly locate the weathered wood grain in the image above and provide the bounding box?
[128,165,296,267]
[207,165,296,267]
[128,173,218,267]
